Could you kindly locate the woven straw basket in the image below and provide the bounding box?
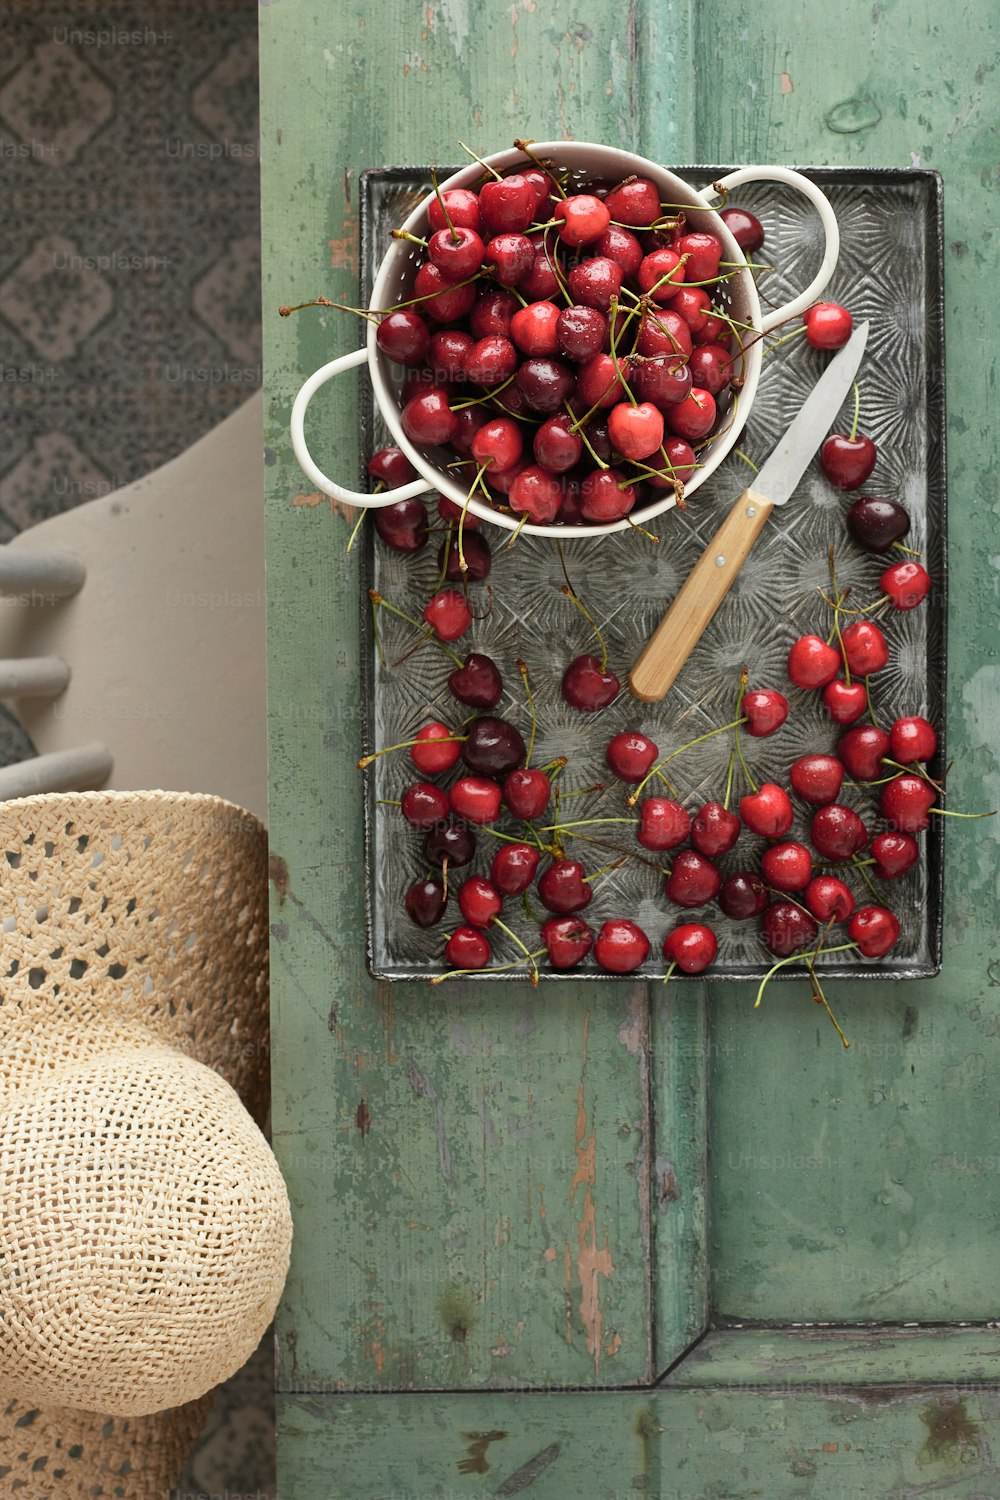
[0,791,292,1495]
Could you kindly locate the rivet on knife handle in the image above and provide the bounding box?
[628,489,774,703]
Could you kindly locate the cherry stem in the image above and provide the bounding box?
[723,748,736,812]
[734,448,760,475]
[457,140,502,180]
[929,807,996,820]
[492,917,541,985]
[542,224,573,307]
[392,228,428,248]
[479,823,555,850]
[559,782,605,799]
[625,513,660,544]
[732,668,758,793]
[806,959,851,1049]
[368,590,464,667]
[429,168,458,240]
[892,542,923,557]
[763,325,808,356]
[517,659,538,768]
[506,512,530,550]
[572,407,610,470]
[431,945,547,984]
[582,858,626,884]
[434,522,454,590]
[537,817,636,832]
[560,583,609,674]
[882,756,944,792]
[371,595,386,668]
[513,138,567,197]
[628,717,748,805]
[608,297,639,407]
[850,854,882,902]
[754,942,856,1008]
[357,732,466,769]
[278,295,378,324]
[828,548,851,684]
[345,508,368,555]
[452,372,518,410]
[849,381,861,442]
[661,960,677,986]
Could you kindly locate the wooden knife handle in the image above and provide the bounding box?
[628,489,775,702]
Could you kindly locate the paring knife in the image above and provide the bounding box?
[628,320,870,703]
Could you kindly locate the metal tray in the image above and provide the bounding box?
[358,166,946,982]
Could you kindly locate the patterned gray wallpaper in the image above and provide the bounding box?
[0,3,273,1495]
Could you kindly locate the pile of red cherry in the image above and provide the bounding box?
[364,143,773,527]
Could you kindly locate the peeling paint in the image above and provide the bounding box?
[780,71,794,93]
[569,1011,615,1376]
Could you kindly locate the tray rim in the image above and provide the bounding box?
[357,163,947,985]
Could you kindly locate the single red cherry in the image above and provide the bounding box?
[576,351,631,408]
[848,905,901,958]
[841,621,889,676]
[822,678,867,726]
[465,334,518,387]
[580,467,637,523]
[880,773,936,833]
[449,775,503,826]
[674,231,722,283]
[810,803,868,861]
[400,782,450,830]
[742,688,789,738]
[562,654,620,712]
[691,802,741,857]
[556,303,610,363]
[515,356,576,413]
[889,716,937,764]
[427,187,481,234]
[761,901,818,957]
[871,830,920,880]
[413,261,477,322]
[429,328,474,383]
[637,798,690,851]
[478,173,536,233]
[787,634,840,690]
[668,285,713,336]
[470,285,518,338]
[423,819,476,869]
[595,223,644,277]
[603,176,661,228]
[437,493,481,528]
[521,241,561,300]
[448,652,503,710]
[401,386,458,446]
[471,415,524,473]
[538,858,593,914]
[881,559,931,610]
[485,231,535,287]
[594,919,650,973]
[427,224,485,279]
[804,301,853,349]
[645,437,697,491]
[663,923,718,974]
[368,446,417,487]
[718,869,768,920]
[457,875,503,929]
[719,206,764,252]
[634,356,692,408]
[760,841,813,892]
[509,300,561,357]
[687,343,733,397]
[410,721,462,775]
[820,433,877,490]
[374,497,429,553]
[636,307,692,362]
[405,878,447,928]
[838,725,890,782]
[376,308,431,366]
[541,916,594,970]
[666,850,722,908]
[739,783,793,838]
[423,589,472,641]
[503,767,552,821]
[444,926,491,970]
[567,256,623,311]
[554,193,611,246]
[462,716,526,776]
[606,730,659,783]
[490,842,540,896]
[664,387,716,441]
[509,465,563,524]
[608,400,665,461]
[804,875,854,923]
[533,413,583,472]
[789,753,844,806]
[638,248,686,303]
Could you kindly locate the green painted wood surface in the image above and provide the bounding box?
[695,0,1000,1326]
[260,0,706,1395]
[669,1328,1000,1389]
[279,1383,1000,1498]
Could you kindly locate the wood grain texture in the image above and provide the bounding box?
[280,1383,1000,1498]
[694,0,1000,1327]
[260,0,705,1395]
[629,491,774,701]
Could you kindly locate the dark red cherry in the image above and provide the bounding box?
[405,878,447,927]
[690,802,741,857]
[838,725,890,782]
[870,830,920,879]
[444,926,491,970]
[580,467,637,522]
[438,531,492,582]
[662,922,718,974]
[376,308,431,366]
[413,261,476,322]
[719,206,764,252]
[567,256,623,311]
[556,304,609,362]
[374,497,429,553]
[465,334,518,387]
[665,850,722,908]
[738,784,793,838]
[400,782,450,830]
[562,654,620,712]
[847,496,911,552]
[541,916,594,970]
[634,357,692,408]
[449,775,503,826]
[423,819,476,869]
[606,730,658,783]
[515,356,576,413]
[718,870,768,920]
[760,841,813,892]
[448,653,503,710]
[478,173,536,233]
[503,768,552,821]
[687,343,733,397]
[804,875,855,923]
[848,905,901,958]
[368,446,417,488]
[637,798,690,851]
[533,413,583,472]
[742,688,789,738]
[810,804,869,862]
[462,716,526,776]
[484,231,535,287]
[789,754,844,806]
[761,901,818,957]
[457,876,503,929]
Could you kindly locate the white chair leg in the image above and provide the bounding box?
[0,549,86,602]
[0,743,112,799]
[0,658,70,699]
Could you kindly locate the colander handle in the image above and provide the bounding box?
[706,166,840,334]
[290,347,435,509]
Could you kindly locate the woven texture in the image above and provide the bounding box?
[0,1392,212,1499]
[0,791,292,1421]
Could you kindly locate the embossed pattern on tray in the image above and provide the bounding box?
[357,167,946,981]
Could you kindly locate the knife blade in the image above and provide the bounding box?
[628,320,870,703]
